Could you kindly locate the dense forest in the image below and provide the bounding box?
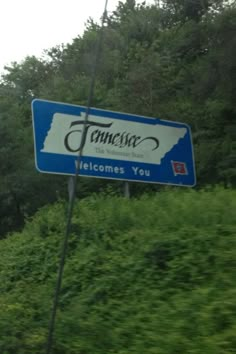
[0,1,236,352]
[0,0,235,236]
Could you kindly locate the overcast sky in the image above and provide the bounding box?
[0,0,154,74]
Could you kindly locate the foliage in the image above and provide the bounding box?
[0,0,235,237]
[0,187,236,353]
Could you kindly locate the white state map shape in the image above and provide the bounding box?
[41,113,187,165]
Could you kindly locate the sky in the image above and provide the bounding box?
[0,0,154,75]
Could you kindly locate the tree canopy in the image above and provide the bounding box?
[0,0,235,236]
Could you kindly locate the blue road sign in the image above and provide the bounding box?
[32,99,196,186]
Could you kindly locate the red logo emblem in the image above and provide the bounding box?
[171,161,188,176]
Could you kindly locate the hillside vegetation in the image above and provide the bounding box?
[0,187,236,353]
[0,1,236,351]
[0,0,236,236]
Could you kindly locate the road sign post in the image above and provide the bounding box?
[32,98,196,354]
[32,99,196,187]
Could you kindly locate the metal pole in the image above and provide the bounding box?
[124,181,130,198]
[45,1,109,353]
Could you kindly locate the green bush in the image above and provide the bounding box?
[0,187,235,353]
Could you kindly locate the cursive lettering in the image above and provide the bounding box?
[64,119,159,153]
